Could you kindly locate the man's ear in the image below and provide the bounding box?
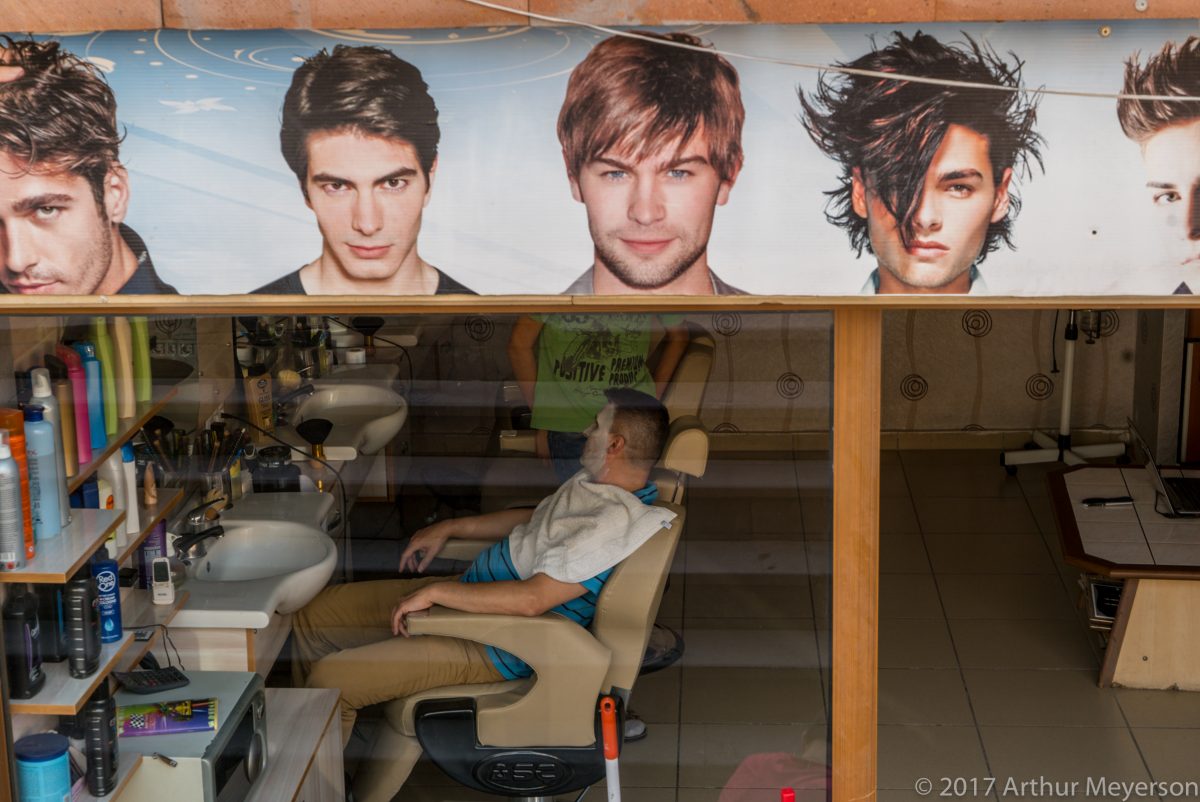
[850,168,869,220]
[609,433,626,456]
[423,156,438,209]
[563,148,583,203]
[716,160,742,207]
[102,165,131,226]
[990,167,1013,223]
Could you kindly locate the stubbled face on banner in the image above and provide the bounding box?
[1139,119,1200,270]
[852,125,1012,293]
[304,131,434,282]
[569,131,736,290]
[0,155,128,295]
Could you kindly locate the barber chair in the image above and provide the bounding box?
[351,422,708,802]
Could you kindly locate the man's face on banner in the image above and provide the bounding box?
[1139,118,1200,271]
[852,124,1012,293]
[304,131,434,282]
[569,130,736,290]
[0,153,125,295]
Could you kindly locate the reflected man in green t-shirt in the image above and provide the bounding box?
[508,314,688,482]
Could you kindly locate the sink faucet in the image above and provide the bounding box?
[174,498,226,561]
[274,383,316,425]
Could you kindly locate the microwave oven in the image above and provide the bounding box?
[116,671,267,802]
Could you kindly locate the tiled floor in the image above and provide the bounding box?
[393,449,1200,801]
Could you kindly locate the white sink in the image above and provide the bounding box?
[172,493,337,629]
[293,382,408,456]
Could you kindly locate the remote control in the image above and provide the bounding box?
[112,667,190,695]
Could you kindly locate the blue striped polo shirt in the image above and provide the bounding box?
[461,481,659,679]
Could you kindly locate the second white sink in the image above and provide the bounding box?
[293,382,408,456]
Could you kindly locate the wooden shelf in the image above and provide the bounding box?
[9,632,134,715]
[67,384,180,494]
[114,486,184,566]
[118,588,191,671]
[77,754,143,801]
[0,509,124,583]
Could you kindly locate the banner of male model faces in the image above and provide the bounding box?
[1,22,1198,299]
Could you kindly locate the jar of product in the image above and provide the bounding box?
[252,446,301,493]
[14,732,71,802]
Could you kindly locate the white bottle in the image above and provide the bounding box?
[30,368,71,529]
[120,444,139,537]
[97,453,127,551]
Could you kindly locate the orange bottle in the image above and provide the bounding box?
[0,408,35,561]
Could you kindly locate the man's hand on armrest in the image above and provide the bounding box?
[391,574,586,637]
[399,508,538,574]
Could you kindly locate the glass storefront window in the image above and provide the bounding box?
[0,309,833,802]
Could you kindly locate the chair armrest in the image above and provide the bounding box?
[498,429,537,454]
[438,539,493,562]
[407,607,611,747]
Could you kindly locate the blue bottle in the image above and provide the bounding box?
[90,556,122,645]
[71,343,107,452]
[23,405,61,540]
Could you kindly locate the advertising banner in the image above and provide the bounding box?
[0,22,1198,298]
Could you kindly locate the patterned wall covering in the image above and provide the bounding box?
[406,309,1137,440]
[879,310,1134,433]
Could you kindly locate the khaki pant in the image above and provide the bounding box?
[292,576,503,745]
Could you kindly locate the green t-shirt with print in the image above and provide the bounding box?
[530,313,680,433]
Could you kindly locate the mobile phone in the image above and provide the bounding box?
[151,557,175,605]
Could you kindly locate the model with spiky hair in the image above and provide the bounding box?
[801,31,1042,294]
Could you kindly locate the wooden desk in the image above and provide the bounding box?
[1050,465,1200,690]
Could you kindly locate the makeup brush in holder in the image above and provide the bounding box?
[295,418,334,492]
[350,317,384,357]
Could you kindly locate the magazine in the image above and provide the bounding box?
[117,698,218,738]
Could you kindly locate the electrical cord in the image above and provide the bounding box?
[1050,310,1060,374]
[219,412,350,580]
[133,623,185,670]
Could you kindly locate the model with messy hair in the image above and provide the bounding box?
[557,31,746,295]
[255,44,472,295]
[1118,36,1200,293]
[801,31,1042,294]
[0,36,176,294]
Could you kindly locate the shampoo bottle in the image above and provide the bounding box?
[0,408,35,561]
[35,582,68,663]
[137,521,167,590]
[2,584,45,699]
[72,343,107,452]
[55,345,92,466]
[91,556,122,644]
[23,405,62,540]
[109,317,136,420]
[0,431,25,570]
[44,355,78,479]
[82,681,118,796]
[89,318,118,437]
[97,451,127,551]
[64,567,100,678]
[120,444,139,537]
[31,367,72,528]
[129,316,153,404]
